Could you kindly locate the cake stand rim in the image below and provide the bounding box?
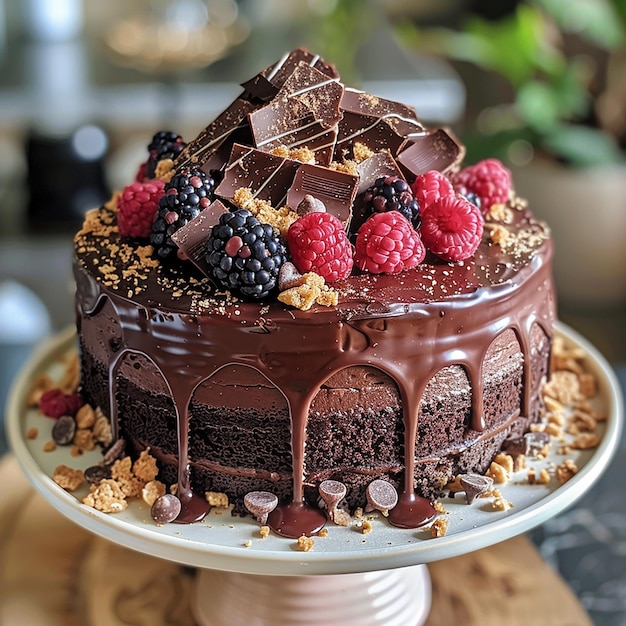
[5,322,623,576]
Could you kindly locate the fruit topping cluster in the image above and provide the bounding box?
[111,48,515,307]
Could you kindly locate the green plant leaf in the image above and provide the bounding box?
[542,124,624,165]
[532,0,624,49]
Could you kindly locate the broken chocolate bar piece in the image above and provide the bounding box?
[170,199,229,276]
[249,63,343,166]
[260,48,339,91]
[175,98,258,173]
[215,144,301,208]
[335,88,424,160]
[356,150,405,195]
[396,127,465,178]
[287,163,357,228]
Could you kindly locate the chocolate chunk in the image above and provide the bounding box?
[296,194,326,217]
[243,490,278,524]
[287,163,357,228]
[102,438,126,466]
[84,464,112,485]
[335,88,424,160]
[175,98,258,173]
[170,199,230,277]
[248,82,341,166]
[396,128,465,178]
[151,493,182,524]
[277,262,304,291]
[459,473,494,504]
[524,431,551,456]
[51,415,76,445]
[215,144,301,208]
[259,48,339,92]
[365,479,398,514]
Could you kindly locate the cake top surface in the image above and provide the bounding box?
[74,47,552,322]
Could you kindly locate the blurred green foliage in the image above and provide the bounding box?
[397,0,626,166]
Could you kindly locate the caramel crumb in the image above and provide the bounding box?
[83,479,128,513]
[430,516,449,538]
[205,491,230,509]
[142,480,166,507]
[571,433,600,450]
[133,448,159,482]
[26,427,39,440]
[296,535,315,552]
[486,461,509,484]
[75,404,96,429]
[53,464,85,491]
[556,459,578,484]
[358,520,373,535]
[43,440,56,453]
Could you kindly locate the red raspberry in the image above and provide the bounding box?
[420,195,484,262]
[40,388,83,419]
[287,212,353,282]
[118,179,165,239]
[355,212,425,275]
[453,158,512,213]
[410,170,454,214]
[135,161,149,183]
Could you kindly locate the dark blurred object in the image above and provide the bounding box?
[25,124,110,233]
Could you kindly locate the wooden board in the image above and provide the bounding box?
[0,455,591,625]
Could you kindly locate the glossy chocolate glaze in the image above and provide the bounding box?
[74,199,555,534]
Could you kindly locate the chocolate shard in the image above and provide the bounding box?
[215,143,300,208]
[277,61,343,126]
[334,88,424,160]
[396,127,466,178]
[175,98,258,173]
[249,62,343,166]
[356,150,405,195]
[287,163,357,228]
[170,200,230,277]
[260,48,339,92]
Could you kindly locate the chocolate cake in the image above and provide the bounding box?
[73,49,555,537]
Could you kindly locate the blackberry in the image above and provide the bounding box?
[150,167,215,260]
[363,176,420,228]
[464,191,482,212]
[206,209,287,300]
[147,131,186,178]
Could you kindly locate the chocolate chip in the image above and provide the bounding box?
[365,479,398,514]
[151,494,182,524]
[296,194,326,216]
[459,473,494,504]
[84,464,112,485]
[243,491,278,524]
[319,479,346,507]
[277,262,303,291]
[51,415,76,445]
[102,438,126,466]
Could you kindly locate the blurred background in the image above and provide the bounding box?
[0,1,625,622]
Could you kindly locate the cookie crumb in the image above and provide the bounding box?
[52,464,85,491]
[296,535,315,552]
[259,525,270,539]
[430,516,449,538]
[556,459,578,484]
[26,427,39,440]
[43,440,56,452]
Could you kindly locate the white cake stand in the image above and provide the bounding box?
[6,323,623,626]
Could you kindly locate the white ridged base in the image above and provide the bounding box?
[193,565,431,626]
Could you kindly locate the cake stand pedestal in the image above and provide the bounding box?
[6,323,623,626]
